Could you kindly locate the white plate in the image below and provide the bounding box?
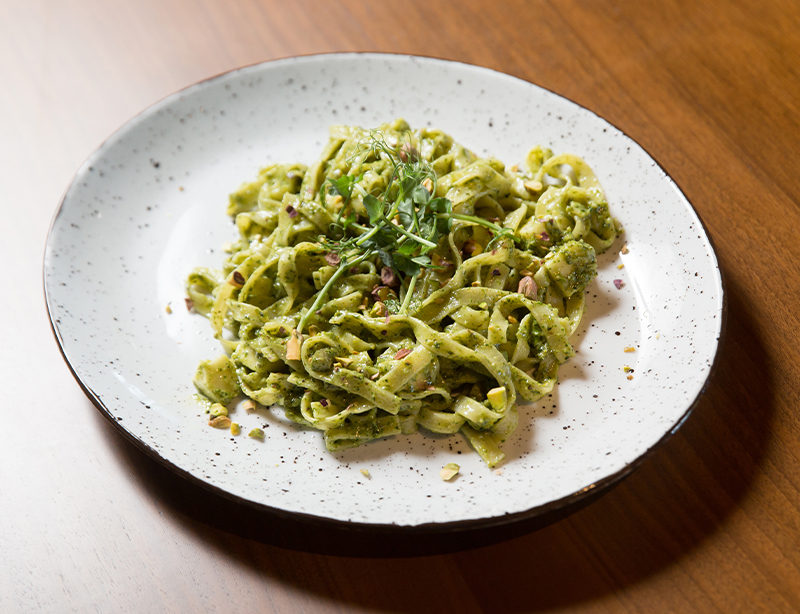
[44,54,724,529]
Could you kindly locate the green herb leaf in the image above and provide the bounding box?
[394,254,421,278]
[363,194,383,224]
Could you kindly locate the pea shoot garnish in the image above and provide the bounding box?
[299,130,518,332]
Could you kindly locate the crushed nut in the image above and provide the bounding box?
[360,469,371,478]
[286,329,302,360]
[518,276,538,298]
[229,270,245,288]
[208,416,232,429]
[325,193,343,207]
[381,267,399,287]
[394,348,413,361]
[165,304,172,314]
[230,422,241,435]
[209,403,228,417]
[398,143,419,163]
[422,177,433,192]
[370,301,388,318]
[620,245,630,255]
[523,180,543,193]
[624,346,636,353]
[462,239,483,257]
[248,427,265,439]
[440,463,460,481]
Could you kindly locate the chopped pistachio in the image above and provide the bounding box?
[623,365,632,373]
[248,427,265,439]
[286,329,302,360]
[620,245,630,255]
[242,399,257,413]
[230,422,241,435]
[229,270,245,288]
[493,469,504,476]
[617,263,625,269]
[360,469,371,478]
[487,387,507,411]
[523,180,543,193]
[370,301,388,317]
[624,346,636,353]
[165,303,172,314]
[209,403,228,417]
[208,416,232,429]
[440,463,460,481]
[326,193,343,207]
[627,374,634,380]
[518,276,537,298]
[463,240,483,257]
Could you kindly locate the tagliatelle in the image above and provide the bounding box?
[187,119,617,467]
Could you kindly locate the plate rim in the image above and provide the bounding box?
[43,51,728,533]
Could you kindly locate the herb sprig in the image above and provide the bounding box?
[297,130,519,332]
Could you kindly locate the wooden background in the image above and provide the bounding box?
[2,0,799,611]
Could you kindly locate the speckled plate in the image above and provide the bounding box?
[44,54,724,530]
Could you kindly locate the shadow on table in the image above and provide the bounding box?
[97,275,772,612]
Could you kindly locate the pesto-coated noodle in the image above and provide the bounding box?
[188,119,618,467]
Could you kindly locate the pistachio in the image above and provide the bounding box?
[286,329,302,361]
[208,416,232,429]
[229,270,245,288]
[524,180,543,193]
[517,276,538,299]
[440,463,460,481]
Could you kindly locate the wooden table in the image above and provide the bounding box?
[3,0,799,611]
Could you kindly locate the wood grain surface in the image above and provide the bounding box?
[2,0,799,611]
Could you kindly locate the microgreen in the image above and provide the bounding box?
[297,129,522,332]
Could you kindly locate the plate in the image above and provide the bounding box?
[44,53,724,529]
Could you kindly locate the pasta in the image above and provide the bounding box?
[187,119,617,467]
